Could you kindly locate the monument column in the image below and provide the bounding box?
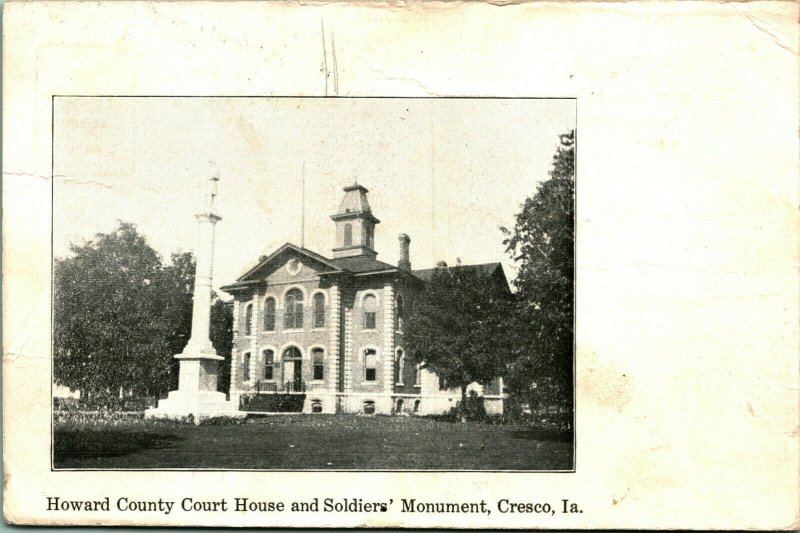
[146,165,241,422]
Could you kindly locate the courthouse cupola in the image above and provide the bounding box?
[331,184,380,258]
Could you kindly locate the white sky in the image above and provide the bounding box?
[53,97,574,296]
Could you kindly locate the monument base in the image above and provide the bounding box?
[145,390,244,423]
[144,353,244,424]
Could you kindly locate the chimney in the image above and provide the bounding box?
[398,233,411,270]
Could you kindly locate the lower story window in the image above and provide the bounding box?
[364,349,377,382]
[311,400,323,413]
[312,348,324,381]
[263,349,275,380]
[243,352,251,382]
[363,401,376,415]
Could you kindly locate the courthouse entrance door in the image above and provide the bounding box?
[282,347,303,392]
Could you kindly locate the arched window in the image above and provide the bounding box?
[283,346,302,359]
[364,348,377,382]
[395,294,404,331]
[263,349,275,380]
[311,400,323,413]
[284,289,304,329]
[244,303,253,336]
[413,362,422,387]
[413,399,421,414]
[363,401,376,415]
[395,398,404,414]
[312,348,325,381]
[263,298,276,332]
[344,223,353,246]
[313,293,325,328]
[242,352,251,382]
[395,349,405,385]
[363,294,377,329]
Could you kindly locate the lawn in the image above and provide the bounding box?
[53,414,573,471]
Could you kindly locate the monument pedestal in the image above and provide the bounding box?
[145,352,243,423]
[145,169,242,423]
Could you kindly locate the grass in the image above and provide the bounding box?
[53,414,573,470]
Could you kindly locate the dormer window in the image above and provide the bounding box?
[344,223,353,246]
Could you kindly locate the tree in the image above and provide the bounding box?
[502,130,575,415]
[53,222,235,402]
[54,222,173,400]
[209,298,233,395]
[404,262,513,421]
[158,252,234,393]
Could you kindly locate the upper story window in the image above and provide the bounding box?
[243,352,252,382]
[395,294,404,331]
[344,223,353,246]
[263,349,275,380]
[244,303,253,336]
[363,294,377,330]
[312,348,325,381]
[263,297,276,332]
[284,289,304,329]
[313,293,325,328]
[414,363,422,387]
[364,348,377,382]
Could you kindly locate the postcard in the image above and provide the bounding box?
[3,1,798,528]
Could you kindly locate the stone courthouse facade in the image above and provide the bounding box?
[221,184,506,415]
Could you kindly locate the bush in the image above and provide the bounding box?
[197,416,245,426]
[240,393,305,413]
[54,394,158,412]
[435,391,495,423]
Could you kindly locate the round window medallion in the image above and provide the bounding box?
[286,258,302,276]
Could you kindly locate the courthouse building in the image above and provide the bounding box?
[220,184,507,415]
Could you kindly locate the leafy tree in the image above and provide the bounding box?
[54,222,235,402]
[54,222,173,400]
[210,298,233,395]
[404,262,513,422]
[502,130,575,415]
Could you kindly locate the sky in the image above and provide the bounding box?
[53,97,574,297]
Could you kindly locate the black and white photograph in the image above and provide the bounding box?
[52,97,576,471]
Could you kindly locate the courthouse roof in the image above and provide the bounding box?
[330,184,380,224]
[413,262,510,292]
[221,243,508,295]
[328,256,397,274]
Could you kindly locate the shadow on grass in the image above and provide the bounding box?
[54,429,185,465]
[508,427,573,444]
[423,415,573,444]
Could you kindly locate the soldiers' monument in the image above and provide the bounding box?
[145,165,241,421]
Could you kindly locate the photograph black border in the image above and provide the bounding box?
[50,95,577,473]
